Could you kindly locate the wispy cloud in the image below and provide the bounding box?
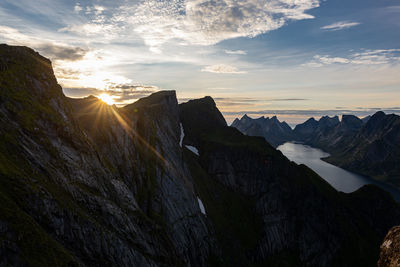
[224,49,247,55]
[304,49,400,67]
[321,21,361,31]
[201,64,246,74]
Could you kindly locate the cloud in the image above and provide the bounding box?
[35,44,87,61]
[224,49,247,55]
[201,64,246,74]
[304,49,400,67]
[107,0,320,52]
[74,4,82,13]
[321,21,361,31]
[0,25,88,61]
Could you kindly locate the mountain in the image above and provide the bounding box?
[292,112,400,186]
[1,44,400,266]
[0,44,216,266]
[231,114,293,147]
[325,111,400,187]
[180,99,400,266]
[292,115,364,151]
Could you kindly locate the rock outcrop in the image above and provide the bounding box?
[378,226,400,267]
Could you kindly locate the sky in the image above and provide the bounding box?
[0,0,399,125]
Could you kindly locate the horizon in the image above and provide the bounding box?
[1,0,399,125]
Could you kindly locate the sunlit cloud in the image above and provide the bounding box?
[224,49,247,55]
[201,64,247,74]
[321,21,361,31]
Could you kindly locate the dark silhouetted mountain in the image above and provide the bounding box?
[1,44,400,266]
[181,98,400,266]
[362,115,371,124]
[179,96,227,147]
[325,111,400,187]
[292,115,363,150]
[231,114,293,147]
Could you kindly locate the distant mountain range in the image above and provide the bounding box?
[231,115,293,147]
[1,44,399,266]
[232,112,400,187]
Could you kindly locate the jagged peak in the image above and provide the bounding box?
[241,114,250,120]
[271,115,278,122]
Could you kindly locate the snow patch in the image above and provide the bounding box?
[185,145,199,156]
[197,197,206,216]
[179,123,184,147]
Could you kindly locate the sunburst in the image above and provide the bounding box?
[98,93,114,105]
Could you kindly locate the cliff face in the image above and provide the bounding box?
[1,44,400,267]
[0,44,216,266]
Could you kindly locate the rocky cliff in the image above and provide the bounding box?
[1,44,400,266]
[0,44,216,266]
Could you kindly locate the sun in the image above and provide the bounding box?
[98,93,114,105]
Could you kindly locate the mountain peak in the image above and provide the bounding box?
[179,96,227,146]
[241,114,250,120]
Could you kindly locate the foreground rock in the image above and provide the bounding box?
[378,226,400,267]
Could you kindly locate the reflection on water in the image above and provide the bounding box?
[277,142,400,201]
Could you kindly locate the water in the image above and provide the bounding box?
[277,142,400,201]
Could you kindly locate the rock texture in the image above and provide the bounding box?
[0,44,216,266]
[231,114,293,147]
[379,226,400,267]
